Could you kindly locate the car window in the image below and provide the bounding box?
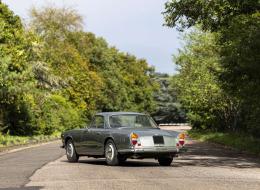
[109,114,157,128]
[92,116,104,129]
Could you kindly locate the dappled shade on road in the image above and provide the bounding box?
[174,141,260,169]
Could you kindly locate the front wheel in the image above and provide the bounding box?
[105,140,119,166]
[158,157,173,166]
[66,139,79,162]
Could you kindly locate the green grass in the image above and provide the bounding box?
[188,130,260,156]
[0,132,61,148]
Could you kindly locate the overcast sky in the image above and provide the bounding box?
[2,0,181,74]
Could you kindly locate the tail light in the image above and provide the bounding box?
[178,133,185,146]
[131,133,139,146]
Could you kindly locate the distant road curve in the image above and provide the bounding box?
[159,125,191,132]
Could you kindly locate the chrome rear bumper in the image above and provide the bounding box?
[118,146,179,154]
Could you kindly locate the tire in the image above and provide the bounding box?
[158,157,173,166]
[66,139,79,162]
[118,155,127,163]
[105,140,119,166]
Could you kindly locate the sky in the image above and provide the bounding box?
[2,0,181,74]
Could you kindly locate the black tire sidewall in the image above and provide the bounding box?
[105,140,119,166]
[66,139,79,162]
[158,157,173,166]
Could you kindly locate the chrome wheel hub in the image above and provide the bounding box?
[105,144,114,161]
[66,143,74,158]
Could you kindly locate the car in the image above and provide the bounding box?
[61,112,185,166]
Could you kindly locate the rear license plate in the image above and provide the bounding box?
[153,136,164,144]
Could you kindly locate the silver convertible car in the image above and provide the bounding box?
[61,112,185,166]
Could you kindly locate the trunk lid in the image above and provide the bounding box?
[120,127,179,148]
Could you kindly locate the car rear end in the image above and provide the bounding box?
[118,131,186,159]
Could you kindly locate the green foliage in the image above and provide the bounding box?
[0,3,158,138]
[0,132,60,148]
[36,95,84,135]
[67,32,158,113]
[163,0,259,31]
[164,0,260,137]
[29,7,103,115]
[0,3,36,135]
[29,6,83,41]
[152,73,186,124]
[29,5,158,116]
[172,29,240,130]
[219,12,260,136]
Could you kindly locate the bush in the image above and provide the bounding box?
[0,132,60,148]
[38,94,84,135]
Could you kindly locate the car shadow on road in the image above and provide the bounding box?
[77,159,160,167]
[61,140,260,168]
[173,141,260,169]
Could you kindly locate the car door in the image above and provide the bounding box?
[79,115,106,155]
[76,126,95,155]
[90,115,107,155]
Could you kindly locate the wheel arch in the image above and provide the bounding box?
[64,136,73,147]
[64,135,80,155]
[104,137,117,153]
[104,137,115,146]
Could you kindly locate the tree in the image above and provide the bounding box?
[0,3,159,136]
[172,29,240,131]
[29,6,104,118]
[29,5,158,120]
[67,31,158,113]
[163,0,259,31]
[0,2,36,135]
[222,13,260,136]
[152,73,186,124]
[164,0,260,136]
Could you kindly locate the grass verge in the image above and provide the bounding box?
[188,130,260,156]
[0,132,60,149]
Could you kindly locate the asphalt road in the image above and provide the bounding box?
[0,141,64,190]
[1,127,260,190]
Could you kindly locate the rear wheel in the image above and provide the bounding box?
[66,139,79,162]
[158,157,173,166]
[105,140,119,166]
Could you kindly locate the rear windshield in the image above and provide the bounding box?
[109,114,157,128]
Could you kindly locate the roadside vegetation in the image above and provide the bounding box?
[0,2,186,149]
[189,130,260,155]
[152,73,186,124]
[1,1,259,154]
[164,0,260,152]
[0,132,60,148]
[0,2,159,145]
